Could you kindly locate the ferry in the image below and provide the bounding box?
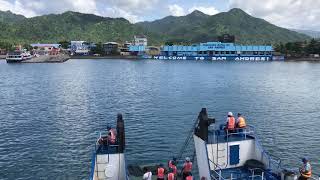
[89,109,318,180]
[129,42,285,61]
[6,50,32,63]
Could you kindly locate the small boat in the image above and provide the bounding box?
[89,114,129,180]
[193,108,319,180]
[6,50,32,63]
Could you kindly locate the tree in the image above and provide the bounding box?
[58,40,70,49]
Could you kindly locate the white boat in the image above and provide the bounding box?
[90,114,129,180]
[193,108,319,180]
[6,50,32,63]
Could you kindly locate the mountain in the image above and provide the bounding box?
[0,9,310,45]
[0,10,25,23]
[0,11,161,44]
[291,29,320,39]
[138,8,309,44]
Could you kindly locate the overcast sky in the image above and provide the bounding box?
[0,0,319,30]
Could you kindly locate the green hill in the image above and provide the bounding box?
[0,8,310,45]
[137,8,310,44]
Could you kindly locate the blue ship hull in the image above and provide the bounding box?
[148,55,276,61]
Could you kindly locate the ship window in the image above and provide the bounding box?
[231,51,235,54]
[226,51,230,54]
[254,51,258,55]
[260,51,265,55]
[242,51,246,55]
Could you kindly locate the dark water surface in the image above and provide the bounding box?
[0,59,319,179]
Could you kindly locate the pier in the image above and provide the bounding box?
[22,54,70,63]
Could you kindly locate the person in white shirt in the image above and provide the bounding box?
[143,167,152,180]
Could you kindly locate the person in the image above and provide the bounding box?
[236,113,246,133]
[182,157,192,180]
[143,167,152,180]
[186,172,193,180]
[167,168,175,180]
[107,126,117,144]
[168,157,177,176]
[98,125,117,145]
[299,157,312,180]
[157,163,165,180]
[225,112,236,134]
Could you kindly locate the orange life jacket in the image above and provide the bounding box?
[186,175,193,180]
[108,129,116,144]
[227,117,235,130]
[167,172,175,180]
[157,167,165,178]
[183,162,192,173]
[301,163,312,178]
[237,117,246,128]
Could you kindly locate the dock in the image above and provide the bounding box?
[22,54,70,63]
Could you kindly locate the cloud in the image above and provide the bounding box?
[168,4,220,16]
[0,0,159,22]
[168,4,185,16]
[229,0,320,30]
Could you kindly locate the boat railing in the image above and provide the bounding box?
[211,125,282,174]
[208,158,227,180]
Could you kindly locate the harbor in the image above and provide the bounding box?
[0,59,319,179]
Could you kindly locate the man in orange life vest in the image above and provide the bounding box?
[299,157,312,180]
[98,125,117,145]
[182,157,192,180]
[225,112,236,133]
[236,113,247,133]
[107,126,117,144]
[157,163,165,180]
[168,157,177,177]
[167,168,175,180]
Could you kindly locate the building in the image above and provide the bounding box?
[147,46,160,56]
[134,35,148,46]
[0,48,6,55]
[103,42,119,55]
[70,41,90,55]
[30,43,61,55]
[129,41,274,61]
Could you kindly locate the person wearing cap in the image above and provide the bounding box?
[299,157,312,180]
[236,113,247,132]
[225,112,236,133]
[157,163,165,180]
[182,157,192,180]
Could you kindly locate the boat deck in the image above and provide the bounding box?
[208,127,256,144]
[212,166,278,180]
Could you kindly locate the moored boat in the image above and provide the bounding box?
[6,50,32,63]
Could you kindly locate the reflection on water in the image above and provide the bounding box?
[0,59,319,179]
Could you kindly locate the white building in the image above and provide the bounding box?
[70,41,89,55]
[134,35,148,46]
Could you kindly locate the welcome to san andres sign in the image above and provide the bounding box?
[152,56,273,61]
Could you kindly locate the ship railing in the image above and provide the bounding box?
[209,158,227,180]
[251,126,282,173]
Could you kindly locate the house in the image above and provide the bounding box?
[70,41,90,55]
[31,43,61,55]
[134,35,148,46]
[0,48,6,55]
[103,42,119,55]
